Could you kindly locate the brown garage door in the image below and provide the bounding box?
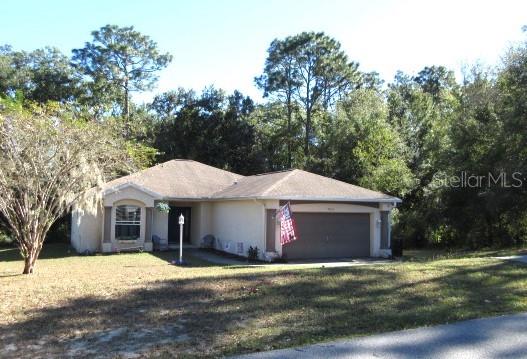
[282,212,370,259]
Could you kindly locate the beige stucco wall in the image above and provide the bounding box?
[71,201,103,253]
[197,202,213,242]
[71,188,392,258]
[152,209,168,243]
[211,200,266,259]
[189,203,201,246]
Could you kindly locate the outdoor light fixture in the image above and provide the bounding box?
[174,213,187,266]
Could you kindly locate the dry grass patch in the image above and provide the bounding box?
[1,244,527,358]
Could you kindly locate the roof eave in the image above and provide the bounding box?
[111,189,402,204]
[208,195,402,203]
[103,182,164,200]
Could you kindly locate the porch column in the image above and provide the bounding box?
[380,211,390,250]
[144,207,154,251]
[102,206,112,252]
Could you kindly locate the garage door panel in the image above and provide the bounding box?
[283,212,370,259]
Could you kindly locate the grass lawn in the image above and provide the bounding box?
[403,246,527,261]
[1,244,527,358]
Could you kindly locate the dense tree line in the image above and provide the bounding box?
[2,25,527,249]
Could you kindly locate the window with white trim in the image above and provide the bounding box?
[115,205,141,241]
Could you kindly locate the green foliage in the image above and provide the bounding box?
[256,32,363,161]
[0,230,13,246]
[0,46,80,103]
[45,216,70,243]
[322,89,415,197]
[155,202,171,213]
[151,87,264,175]
[72,24,172,119]
[249,101,303,171]
[3,27,527,252]
[125,141,158,169]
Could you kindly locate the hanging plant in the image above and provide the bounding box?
[155,201,170,213]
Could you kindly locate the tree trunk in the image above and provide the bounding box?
[21,238,42,274]
[23,254,36,274]
[304,109,311,158]
[124,86,129,120]
[124,80,130,125]
[286,96,292,169]
[304,76,311,160]
[124,79,130,137]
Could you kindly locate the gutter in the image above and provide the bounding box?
[100,182,403,204]
[161,195,402,204]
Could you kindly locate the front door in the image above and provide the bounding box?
[168,207,191,244]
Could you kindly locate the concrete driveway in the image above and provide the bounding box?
[494,255,527,264]
[189,249,393,268]
[233,313,527,359]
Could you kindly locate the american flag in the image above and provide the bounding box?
[279,202,298,245]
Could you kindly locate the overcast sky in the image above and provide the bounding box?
[2,0,526,103]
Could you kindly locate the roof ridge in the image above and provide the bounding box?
[168,158,244,177]
[261,169,297,196]
[247,168,295,177]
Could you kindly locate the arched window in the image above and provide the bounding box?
[115,205,141,241]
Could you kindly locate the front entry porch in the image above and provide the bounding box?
[99,182,202,253]
[168,206,192,245]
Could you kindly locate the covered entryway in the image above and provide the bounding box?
[282,212,370,259]
[168,206,191,244]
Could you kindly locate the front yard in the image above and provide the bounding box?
[1,244,527,358]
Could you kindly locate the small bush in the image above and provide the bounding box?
[272,256,288,263]
[200,234,215,249]
[247,246,259,261]
[46,216,70,243]
[391,236,403,257]
[0,230,13,247]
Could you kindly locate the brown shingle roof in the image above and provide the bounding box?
[103,160,400,202]
[102,159,242,198]
[211,169,399,202]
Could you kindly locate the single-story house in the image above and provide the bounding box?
[71,159,401,260]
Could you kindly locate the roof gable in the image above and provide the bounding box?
[102,159,242,199]
[103,182,163,199]
[103,183,161,207]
